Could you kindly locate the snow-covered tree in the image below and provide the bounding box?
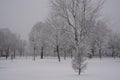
[29,22,51,60]
[88,20,109,59]
[50,0,104,75]
[107,32,120,58]
[47,15,65,62]
[72,44,88,75]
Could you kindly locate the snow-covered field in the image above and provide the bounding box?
[0,57,120,80]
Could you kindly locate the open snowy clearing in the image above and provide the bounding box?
[0,57,120,80]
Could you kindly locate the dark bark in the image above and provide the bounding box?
[75,28,78,44]
[57,45,60,62]
[33,46,36,61]
[0,50,3,58]
[41,47,44,59]
[91,48,95,56]
[13,49,16,59]
[79,68,81,75]
[4,47,9,59]
[99,49,102,59]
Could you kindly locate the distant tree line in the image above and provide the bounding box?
[0,28,26,59]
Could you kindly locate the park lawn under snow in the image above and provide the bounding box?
[0,57,120,80]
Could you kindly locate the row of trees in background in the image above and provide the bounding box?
[0,28,26,59]
[29,0,120,75]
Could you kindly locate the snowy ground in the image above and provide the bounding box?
[0,57,120,80]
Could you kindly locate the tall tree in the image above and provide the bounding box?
[29,22,51,60]
[50,0,104,75]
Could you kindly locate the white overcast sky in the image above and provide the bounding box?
[0,0,120,40]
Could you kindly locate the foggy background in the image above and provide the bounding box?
[0,0,120,40]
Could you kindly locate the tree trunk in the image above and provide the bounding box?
[13,49,16,59]
[54,50,56,57]
[57,45,60,62]
[75,28,78,44]
[6,47,9,59]
[64,50,66,60]
[79,68,81,75]
[33,46,36,61]
[71,50,73,59]
[20,50,22,57]
[99,49,102,59]
[0,50,3,58]
[112,48,115,58]
[41,47,44,59]
[23,51,24,57]
[91,48,95,56]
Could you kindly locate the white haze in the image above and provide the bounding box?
[0,0,120,40]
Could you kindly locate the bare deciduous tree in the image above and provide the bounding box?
[50,0,105,75]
